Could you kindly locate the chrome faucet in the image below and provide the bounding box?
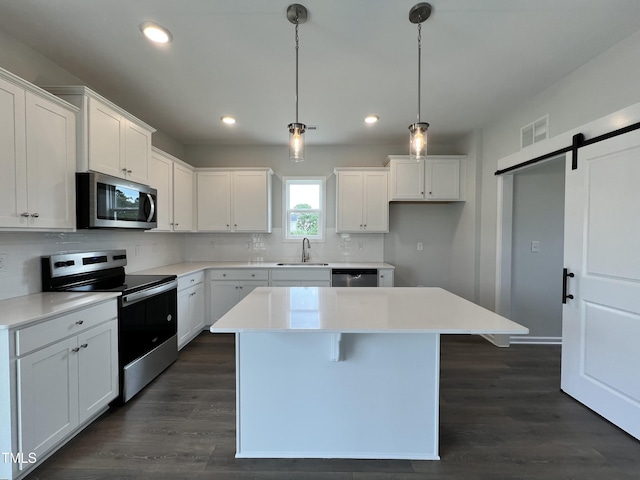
[302,237,311,262]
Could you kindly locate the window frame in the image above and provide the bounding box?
[282,176,326,242]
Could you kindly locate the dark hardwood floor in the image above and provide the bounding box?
[27,333,639,479]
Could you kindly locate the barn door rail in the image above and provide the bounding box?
[494,120,640,176]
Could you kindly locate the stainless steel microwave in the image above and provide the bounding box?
[76,172,157,229]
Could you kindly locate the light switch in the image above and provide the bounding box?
[417,242,423,251]
[531,241,540,253]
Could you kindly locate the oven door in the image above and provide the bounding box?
[118,280,177,402]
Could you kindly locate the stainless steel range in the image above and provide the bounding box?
[41,249,178,403]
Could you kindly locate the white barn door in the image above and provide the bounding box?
[562,130,640,439]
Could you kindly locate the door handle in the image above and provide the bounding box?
[562,268,575,304]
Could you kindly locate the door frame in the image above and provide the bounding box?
[494,100,640,345]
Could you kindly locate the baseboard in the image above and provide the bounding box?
[509,335,562,345]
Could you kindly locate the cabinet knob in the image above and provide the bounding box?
[76,320,84,325]
[234,224,238,227]
[251,274,255,277]
[429,192,432,195]
[421,191,424,194]
[31,213,40,218]
[364,224,367,227]
[222,274,226,277]
[190,278,195,283]
[20,212,30,217]
[239,286,243,289]
[380,275,384,278]
[175,223,179,226]
[80,343,88,349]
[71,347,80,353]
[226,224,230,227]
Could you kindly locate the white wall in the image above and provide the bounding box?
[478,28,640,310]
[510,160,565,340]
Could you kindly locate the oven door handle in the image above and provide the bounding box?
[146,193,156,223]
[121,280,177,307]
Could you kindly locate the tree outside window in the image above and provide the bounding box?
[284,178,325,241]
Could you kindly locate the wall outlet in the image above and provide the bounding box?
[134,245,141,256]
[531,240,540,253]
[417,242,423,251]
[358,242,364,250]
[0,254,6,271]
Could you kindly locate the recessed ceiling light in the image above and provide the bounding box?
[221,116,236,125]
[140,22,173,44]
[364,115,379,124]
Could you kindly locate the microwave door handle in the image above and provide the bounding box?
[146,193,155,222]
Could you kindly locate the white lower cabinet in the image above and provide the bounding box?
[3,299,118,480]
[209,270,269,323]
[177,272,206,349]
[378,268,395,287]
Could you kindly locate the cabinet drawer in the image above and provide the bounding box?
[15,300,117,356]
[178,271,205,290]
[270,268,331,282]
[209,269,268,281]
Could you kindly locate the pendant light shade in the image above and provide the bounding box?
[287,4,308,162]
[408,3,432,161]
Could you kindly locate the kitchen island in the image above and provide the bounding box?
[210,287,528,460]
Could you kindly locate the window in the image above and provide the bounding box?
[283,177,325,241]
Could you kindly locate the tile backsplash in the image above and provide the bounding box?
[184,228,384,264]
[0,231,184,301]
[0,228,384,301]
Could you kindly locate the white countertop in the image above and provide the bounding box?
[209,287,528,334]
[0,291,120,330]
[133,261,395,277]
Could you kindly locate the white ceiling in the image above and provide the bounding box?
[2,0,640,147]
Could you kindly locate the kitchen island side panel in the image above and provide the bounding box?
[235,332,440,460]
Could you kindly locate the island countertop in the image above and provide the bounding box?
[209,286,528,335]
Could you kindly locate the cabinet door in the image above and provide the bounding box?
[87,97,125,178]
[233,171,270,232]
[177,287,193,349]
[78,320,118,423]
[173,163,194,231]
[362,171,388,232]
[378,269,394,287]
[24,92,76,229]
[336,172,364,232]
[124,121,150,184]
[18,337,79,460]
[148,151,174,231]
[190,283,206,333]
[197,171,231,231]
[0,77,26,227]
[237,280,269,301]
[210,281,240,323]
[426,158,460,200]
[389,158,425,200]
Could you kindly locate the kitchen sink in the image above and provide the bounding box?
[276,262,329,266]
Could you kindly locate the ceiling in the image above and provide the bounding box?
[2,0,640,148]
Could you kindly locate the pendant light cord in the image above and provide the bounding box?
[417,23,422,123]
[295,22,300,124]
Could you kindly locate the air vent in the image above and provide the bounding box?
[521,115,548,149]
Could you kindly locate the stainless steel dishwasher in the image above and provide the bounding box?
[331,268,378,287]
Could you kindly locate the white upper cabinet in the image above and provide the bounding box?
[387,155,466,201]
[335,168,389,233]
[0,69,77,230]
[197,168,273,233]
[43,86,155,184]
[173,162,195,232]
[148,147,195,232]
[387,157,425,200]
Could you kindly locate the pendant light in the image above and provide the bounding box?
[287,4,308,162]
[408,3,432,161]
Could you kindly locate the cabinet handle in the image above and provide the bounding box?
[122,168,127,173]
[127,170,132,174]
[364,224,367,227]
[190,278,195,283]
[380,275,384,278]
[76,320,84,325]
[20,212,30,217]
[239,286,243,289]
[175,223,179,226]
[31,213,40,218]
[222,274,226,277]
[234,224,238,227]
[251,274,255,277]
[429,191,432,195]
[80,343,88,349]
[71,347,80,353]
